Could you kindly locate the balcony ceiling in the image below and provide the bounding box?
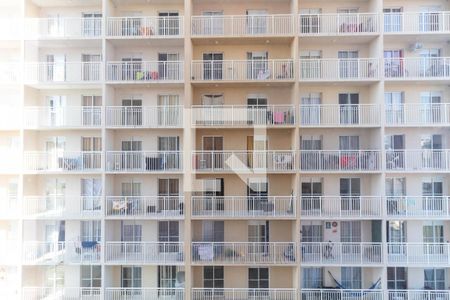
[30,0,101,7]
[111,0,183,5]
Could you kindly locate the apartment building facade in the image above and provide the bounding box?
[0,0,449,299]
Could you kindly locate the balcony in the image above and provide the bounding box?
[384,58,450,80]
[106,151,182,173]
[300,196,383,219]
[299,13,379,36]
[22,287,102,300]
[0,62,21,84]
[301,242,383,265]
[25,17,102,39]
[384,12,450,34]
[302,289,383,300]
[299,150,381,172]
[107,16,183,38]
[385,150,450,172]
[105,288,184,299]
[0,241,20,264]
[191,105,296,127]
[192,151,296,173]
[24,106,102,129]
[105,196,184,218]
[24,62,103,84]
[22,196,102,219]
[106,61,184,83]
[0,107,21,129]
[191,196,295,218]
[192,288,296,300]
[299,58,379,82]
[192,242,296,264]
[387,243,450,265]
[387,196,450,218]
[23,151,102,173]
[105,242,184,264]
[0,18,22,40]
[388,290,450,300]
[0,150,21,173]
[105,106,183,128]
[191,59,294,83]
[0,197,19,218]
[22,241,101,264]
[299,104,381,127]
[191,14,294,37]
[385,104,450,126]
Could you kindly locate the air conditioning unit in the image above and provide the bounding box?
[408,42,423,52]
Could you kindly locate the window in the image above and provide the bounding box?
[45,266,64,288]
[338,93,359,124]
[81,136,102,169]
[247,178,268,211]
[158,178,180,211]
[202,221,224,242]
[423,177,443,212]
[82,95,102,126]
[121,266,141,288]
[341,221,361,243]
[386,178,406,215]
[248,267,269,289]
[159,221,179,252]
[301,93,321,125]
[246,10,268,34]
[420,92,442,123]
[82,13,102,36]
[80,178,102,213]
[340,178,361,213]
[385,135,405,169]
[81,221,101,242]
[419,7,442,32]
[248,221,269,254]
[203,266,223,288]
[302,268,323,288]
[121,98,142,126]
[158,266,177,288]
[301,223,323,242]
[387,267,407,290]
[158,53,180,80]
[247,51,268,80]
[81,266,101,288]
[202,53,223,80]
[300,9,321,34]
[158,95,180,126]
[385,92,404,124]
[301,179,322,213]
[338,51,359,78]
[384,8,403,32]
[158,12,180,35]
[201,11,224,35]
[341,267,361,289]
[423,222,444,243]
[300,51,322,79]
[424,269,445,290]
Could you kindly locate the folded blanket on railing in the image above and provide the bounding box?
[81,241,98,248]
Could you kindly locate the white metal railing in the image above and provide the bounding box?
[106,61,183,82]
[192,242,296,264]
[22,241,65,264]
[24,106,102,128]
[302,289,383,300]
[191,14,294,36]
[25,17,102,39]
[105,242,184,264]
[0,62,21,83]
[107,16,183,37]
[384,58,450,79]
[192,288,296,300]
[0,197,18,218]
[105,288,184,300]
[299,104,380,126]
[0,18,22,40]
[386,103,450,126]
[388,290,450,300]
[64,241,101,264]
[0,241,20,264]
[106,106,183,128]
[22,287,102,300]
[23,151,103,172]
[191,196,295,218]
[106,196,184,217]
[0,106,21,129]
[22,195,102,218]
[301,196,383,218]
[192,105,296,126]
[299,13,379,35]
[385,150,450,171]
[191,59,294,81]
[24,62,103,83]
[192,150,296,172]
[386,196,450,218]
[387,243,450,265]
[299,58,379,81]
[0,150,21,173]
[384,12,450,33]
[301,242,383,264]
[299,150,381,171]
[106,151,182,172]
